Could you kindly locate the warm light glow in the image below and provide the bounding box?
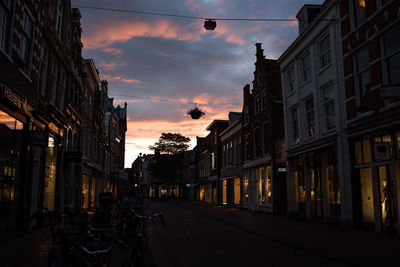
[359,0,366,8]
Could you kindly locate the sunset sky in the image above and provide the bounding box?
[71,0,324,167]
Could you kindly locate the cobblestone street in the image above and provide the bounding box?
[146,199,400,267]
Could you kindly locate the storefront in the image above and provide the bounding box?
[352,132,400,232]
[0,109,25,232]
[288,146,341,221]
[82,174,97,209]
[221,177,241,206]
[242,162,273,212]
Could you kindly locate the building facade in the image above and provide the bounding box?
[241,44,285,213]
[279,0,349,223]
[340,0,400,233]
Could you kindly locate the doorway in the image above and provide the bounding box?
[310,167,323,218]
[377,165,396,232]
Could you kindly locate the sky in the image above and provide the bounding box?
[71,0,324,168]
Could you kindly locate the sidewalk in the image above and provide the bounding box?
[156,200,400,266]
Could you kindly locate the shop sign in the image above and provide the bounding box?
[0,81,25,110]
[374,142,391,160]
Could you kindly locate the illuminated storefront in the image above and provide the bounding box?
[287,146,341,221]
[221,177,241,206]
[0,109,24,232]
[352,132,400,232]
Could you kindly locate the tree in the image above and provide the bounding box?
[149,133,191,154]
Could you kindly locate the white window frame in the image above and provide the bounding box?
[290,106,299,144]
[318,33,331,69]
[287,66,295,94]
[321,83,336,131]
[300,52,312,84]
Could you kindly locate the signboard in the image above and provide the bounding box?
[0,80,25,110]
[374,142,391,161]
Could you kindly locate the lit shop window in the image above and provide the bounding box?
[354,140,371,164]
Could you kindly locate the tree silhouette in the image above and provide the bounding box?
[149,133,191,154]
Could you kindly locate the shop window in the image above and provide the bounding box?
[44,135,57,211]
[257,168,264,204]
[354,140,371,164]
[243,170,249,203]
[222,179,227,205]
[327,151,340,217]
[234,177,240,205]
[82,175,89,208]
[295,158,306,212]
[90,177,96,207]
[266,166,272,204]
[396,132,400,159]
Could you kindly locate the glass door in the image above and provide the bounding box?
[378,166,396,231]
[310,168,323,218]
[359,168,375,224]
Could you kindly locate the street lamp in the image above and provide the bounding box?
[204,19,216,30]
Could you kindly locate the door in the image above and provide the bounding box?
[378,166,396,232]
[359,168,375,225]
[310,168,323,218]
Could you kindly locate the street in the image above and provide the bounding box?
[146,200,400,267]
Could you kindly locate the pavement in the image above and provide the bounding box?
[146,199,400,267]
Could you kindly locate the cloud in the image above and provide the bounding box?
[185,0,202,12]
[82,19,202,50]
[157,51,174,58]
[97,62,127,71]
[101,74,142,84]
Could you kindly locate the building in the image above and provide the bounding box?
[241,44,285,213]
[339,0,400,233]
[279,0,347,223]
[0,0,127,234]
[220,112,242,206]
[181,150,196,200]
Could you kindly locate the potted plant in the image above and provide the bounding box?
[187,106,205,119]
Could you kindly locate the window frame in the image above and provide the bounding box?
[20,8,35,75]
[290,106,299,144]
[287,66,296,94]
[321,83,336,131]
[318,33,331,69]
[300,52,312,84]
[0,0,14,55]
[304,95,315,137]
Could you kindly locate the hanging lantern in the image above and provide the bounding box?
[187,105,205,119]
[204,19,217,30]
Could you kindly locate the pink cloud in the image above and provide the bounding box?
[97,62,126,71]
[101,74,142,84]
[82,19,202,50]
[101,47,124,56]
[282,16,298,27]
[157,51,174,58]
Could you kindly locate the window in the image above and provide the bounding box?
[237,137,241,163]
[211,152,217,170]
[255,95,261,114]
[244,134,250,161]
[254,127,261,158]
[20,10,34,74]
[0,0,13,54]
[243,106,249,125]
[382,26,400,85]
[353,0,366,26]
[261,90,267,110]
[300,53,312,83]
[56,68,66,109]
[56,1,63,38]
[38,45,48,96]
[47,55,58,104]
[262,123,269,155]
[290,107,299,143]
[319,34,331,69]
[305,96,315,136]
[322,83,336,130]
[287,67,295,93]
[355,47,371,112]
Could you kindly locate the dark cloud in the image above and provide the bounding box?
[72,0,324,166]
